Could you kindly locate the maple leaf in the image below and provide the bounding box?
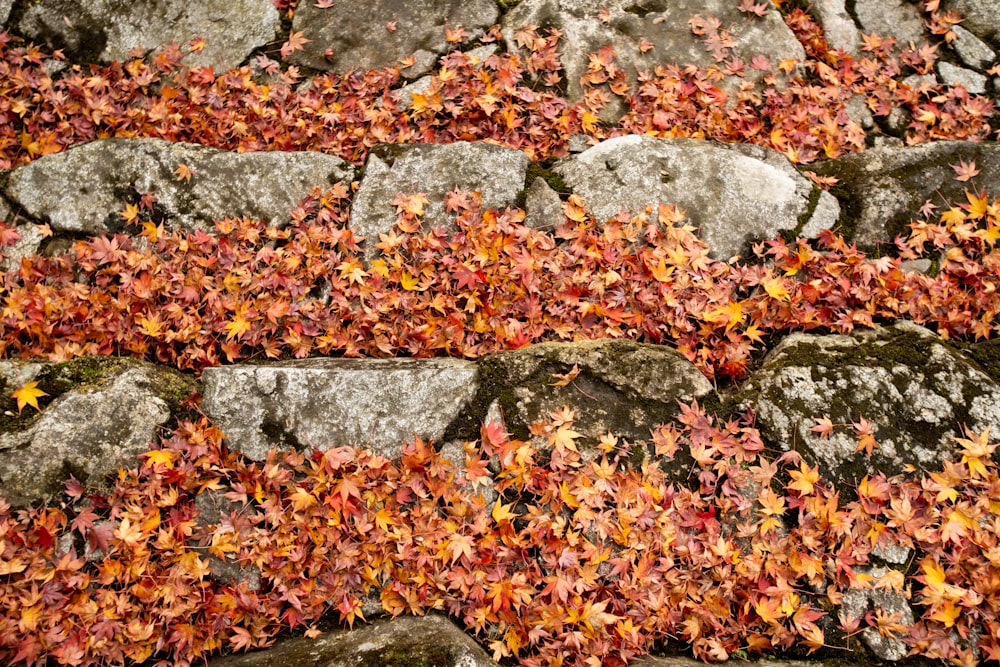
[315,0,335,7]
[787,461,819,495]
[954,427,995,478]
[385,21,397,32]
[853,415,878,456]
[950,159,980,182]
[444,25,469,44]
[280,31,311,59]
[549,364,580,387]
[491,499,518,524]
[224,313,253,341]
[11,380,47,413]
[141,448,176,469]
[809,416,834,439]
[174,163,195,182]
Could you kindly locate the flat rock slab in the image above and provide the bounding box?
[503,0,804,117]
[739,321,1000,483]
[17,0,280,72]
[350,142,530,253]
[2,138,354,235]
[200,358,480,461]
[809,140,1000,247]
[554,136,839,259]
[289,0,498,73]
[852,0,928,49]
[0,357,193,507]
[209,614,499,667]
[482,339,714,462]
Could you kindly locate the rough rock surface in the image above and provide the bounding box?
[739,321,1000,484]
[0,357,193,507]
[839,566,914,661]
[807,0,861,55]
[2,138,354,235]
[809,140,1000,246]
[209,614,498,666]
[553,136,839,259]
[852,0,927,49]
[482,339,714,462]
[502,0,805,120]
[945,0,1000,51]
[0,0,10,26]
[200,358,480,461]
[17,0,280,72]
[349,142,530,252]
[289,0,498,74]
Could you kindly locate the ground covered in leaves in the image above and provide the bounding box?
[2,0,1000,665]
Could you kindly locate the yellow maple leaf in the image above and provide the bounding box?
[705,300,744,331]
[290,486,317,512]
[142,448,176,469]
[224,313,252,341]
[761,276,790,301]
[787,461,819,495]
[399,271,424,291]
[491,499,518,524]
[11,380,47,414]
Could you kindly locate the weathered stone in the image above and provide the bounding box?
[809,140,1000,246]
[839,566,914,661]
[0,223,45,273]
[18,0,280,72]
[853,0,927,48]
[0,357,193,507]
[553,136,839,259]
[523,177,563,230]
[289,0,498,72]
[633,658,824,667]
[200,358,480,461]
[208,614,499,667]
[808,0,861,55]
[482,339,714,463]
[350,142,530,254]
[950,25,997,71]
[943,0,1000,51]
[194,490,261,590]
[937,61,988,94]
[739,322,1000,484]
[503,0,805,121]
[0,0,11,26]
[3,138,353,235]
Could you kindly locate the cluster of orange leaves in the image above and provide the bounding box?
[1,176,999,380]
[4,404,1000,666]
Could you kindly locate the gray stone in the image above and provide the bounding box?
[739,322,1000,484]
[0,223,45,273]
[634,659,823,667]
[482,339,714,463]
[523,177,563,230]
[502,0,805,120]
[553,136,839,259]
[839,566,914,661]
[937,61,989,94]
[950,25,997,71]
[200,358,480,461]
[3,138,353,235]
[0,0,11,26]
[846,95,875,130]
[396,75,434,109]
[808,0,861,55]
[944,0,1000,51]
[808,140,1000,246]
[853,0,927,48]
[194,490,261,590]
[18,0,280,72]
[289,0,498,72]
[350,142,530,254]
[209,614,499,667]
[0,358,193,507]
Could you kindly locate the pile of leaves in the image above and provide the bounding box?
[3,405,1000,666]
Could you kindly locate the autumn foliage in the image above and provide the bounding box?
[3,0,1000,664]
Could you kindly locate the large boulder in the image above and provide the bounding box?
[2,138,354,235]
[503,0,805,120]
[350,142,531,254]
[0,357,194,507]
[208,614,499,667]
[809,140,1000,247]
[0,0,11,25]
[481,339,714,463]
[553,135,839,259]
[289,0,498,74]
[200,358,480,461]
[17,0,280,72]
[738,321,1000,484]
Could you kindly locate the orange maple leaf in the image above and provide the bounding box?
[11,380,47,413]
